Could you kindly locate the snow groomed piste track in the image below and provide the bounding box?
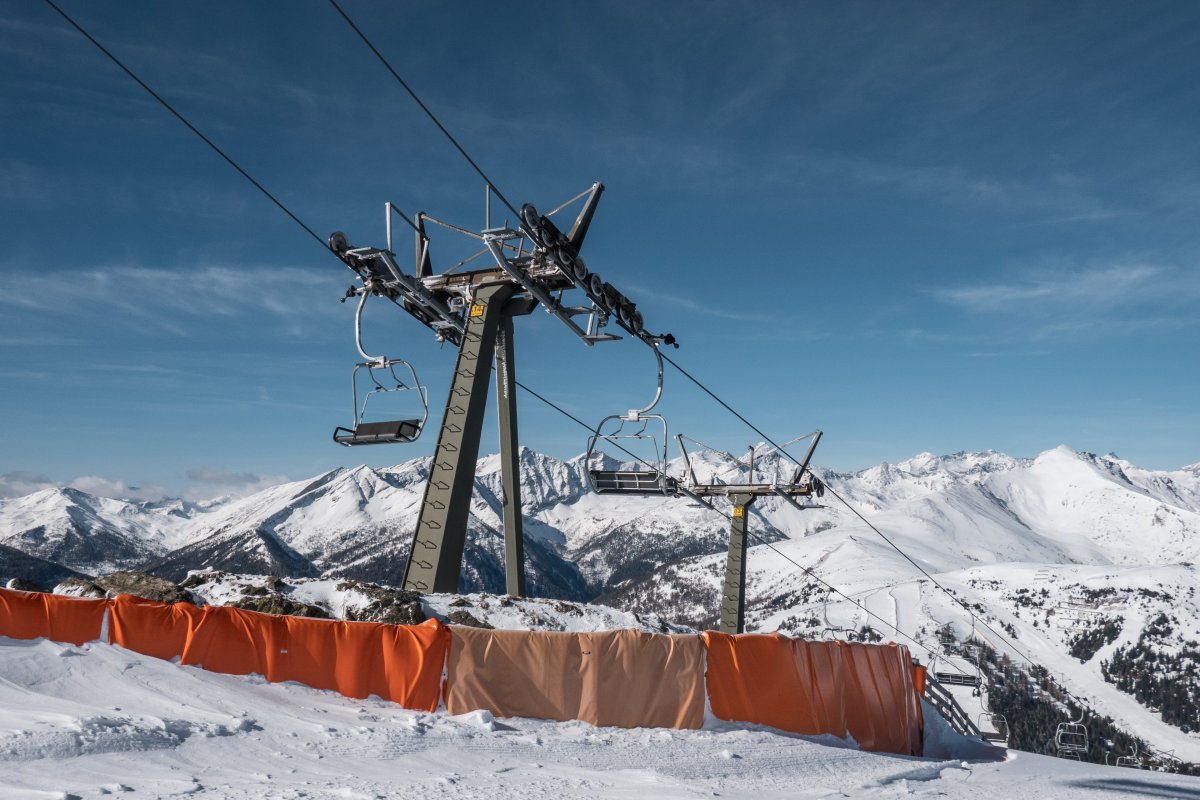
[0,587,921,755]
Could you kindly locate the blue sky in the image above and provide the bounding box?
[2,1,1198,500]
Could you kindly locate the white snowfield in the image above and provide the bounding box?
[4,636,1199,800]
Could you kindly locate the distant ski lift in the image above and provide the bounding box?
[586,339,677,495]
[332,285,429,447]
[978,712,1009,746]
[978,681,1010,746]
[1109,741,1144,769]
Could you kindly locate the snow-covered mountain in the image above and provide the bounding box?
[3,443,1199,762]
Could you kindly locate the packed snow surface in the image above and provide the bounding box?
[5,636,1200,799]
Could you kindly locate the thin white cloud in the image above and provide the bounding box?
[180,469,288,502]
[0,263,343,337]
[928,262,1200,342]
[0,467,288,503]
[932,265,1165,311]
[0,471,58,499]
[67,475,169,502]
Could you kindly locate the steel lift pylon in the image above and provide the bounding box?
[678,432,825,634]
[330,183,671,596]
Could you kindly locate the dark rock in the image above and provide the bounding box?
[554,601,583,616]
[447,609,493,629]
[232,595,329,619]
[337,579,425,626]
[180,571,224,589]
[449,597,469,607]
[5,577,45,593]
[239,584,270,597]
[56,577,107,598]
[96,571,196,604]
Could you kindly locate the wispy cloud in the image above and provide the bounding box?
[0,263,343,338]
[929,262,1200,341]
[0,471,58,499]
[934,265,1163,310]
[0,466,288,502]
[622,282,749,321]
[182,468,288,501]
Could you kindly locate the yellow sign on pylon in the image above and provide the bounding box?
[732,506,745,518]
[469,303,486,318]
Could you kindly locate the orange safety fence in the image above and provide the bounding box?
[89,593,450,712]
[0,586,108,645]
[446,627,706,729]
[2,586,928,754]
[913,663,927,697]
[702,631,923,756]
[178,603,286,677]
[109,594,203,661]
[270,615,448,710]
[839,641,923,755]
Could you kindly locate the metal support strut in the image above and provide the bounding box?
[402,282,523,594]
[494,310,526,597]
[720,492,756,634]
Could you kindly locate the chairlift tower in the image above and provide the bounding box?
[588,425,826,634]
[679,432,825,634]
[329,183,670,596]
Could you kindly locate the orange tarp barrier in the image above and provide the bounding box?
[178,604,285,678]
[270,615,448,711]
[171,604,448,711]
[109,594,203,661]
[702,632,923,756]
[839,642,923,755]
[446,627,705,729]
[0,587,108,645]
[913,663,927,697]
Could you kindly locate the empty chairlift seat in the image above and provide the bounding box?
[334,418,422,446]
[589,469,678,495]
[935,671,980,687]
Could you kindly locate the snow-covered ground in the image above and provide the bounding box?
[5,635,1200,800]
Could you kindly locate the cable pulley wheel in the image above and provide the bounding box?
[520,204,543,247]
[328,230,350,256]
[602,282,624,313]
[587,273,607,308]
[618,301,643,333]
[556,245,588,282]
[538,214,566,250]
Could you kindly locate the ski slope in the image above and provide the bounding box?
[4,636,1200,799]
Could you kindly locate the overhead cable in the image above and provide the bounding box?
[40,0,329,252]
[325,0,521,221]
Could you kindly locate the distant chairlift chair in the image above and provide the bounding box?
[586,339,677,495]
[333,285,429,447]
[1054,710,1089,760]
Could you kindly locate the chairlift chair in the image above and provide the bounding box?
[977,681,1010,746]
[586,339,677,495]
[817,586,859,641]
[1114,742,1144,769]
[332,286,429,447]
[978,712,1010,746]
[1054,709,1089,759]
